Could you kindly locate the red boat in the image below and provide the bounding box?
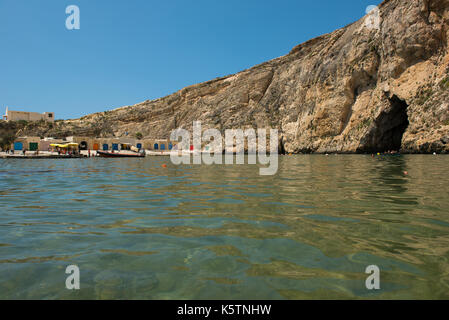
[97,150,146,158]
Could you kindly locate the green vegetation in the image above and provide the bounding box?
[439,76,449,90]
[0,133,15,150]
[135,132,143,140]
[358,118,372,130]
[368,40,378,53]
[416,88,433,106]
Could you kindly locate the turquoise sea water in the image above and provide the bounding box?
[0,155,448,299]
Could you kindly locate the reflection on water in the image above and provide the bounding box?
[0,155,448,299]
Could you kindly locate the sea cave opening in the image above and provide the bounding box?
[364,95,409,153]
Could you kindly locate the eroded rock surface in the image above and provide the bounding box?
[13,0,449,153]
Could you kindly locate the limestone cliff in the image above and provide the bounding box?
[12,0,449,153]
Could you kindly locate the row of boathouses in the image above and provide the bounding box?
[5,136,180,152]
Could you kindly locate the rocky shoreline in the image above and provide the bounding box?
[2,0,449,154]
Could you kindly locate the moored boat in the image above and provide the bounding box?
[97,150,146,158]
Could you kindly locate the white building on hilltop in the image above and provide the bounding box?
[2,107,54,123]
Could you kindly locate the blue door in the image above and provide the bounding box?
[161,144,166,150]
[154,143,159,150]
[112,144,119,151]
[103,144,109,151]
[137,143,142,149]
[168,143,173,150]
[14,142,23,151]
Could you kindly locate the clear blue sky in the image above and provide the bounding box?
[0,0,382,120]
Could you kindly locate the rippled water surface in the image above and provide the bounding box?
[0,155,448,299]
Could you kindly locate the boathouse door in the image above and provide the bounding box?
[79,141,88,150]
[14,142,23,151]
[29,143,38,151]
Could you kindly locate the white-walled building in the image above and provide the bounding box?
[2,107,55,123]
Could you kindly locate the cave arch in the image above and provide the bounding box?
[361,95,409,153]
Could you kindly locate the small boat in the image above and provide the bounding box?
[97,150,146,158]
[377,152,402,157]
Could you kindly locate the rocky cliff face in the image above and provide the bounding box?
[14,0,449,153]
